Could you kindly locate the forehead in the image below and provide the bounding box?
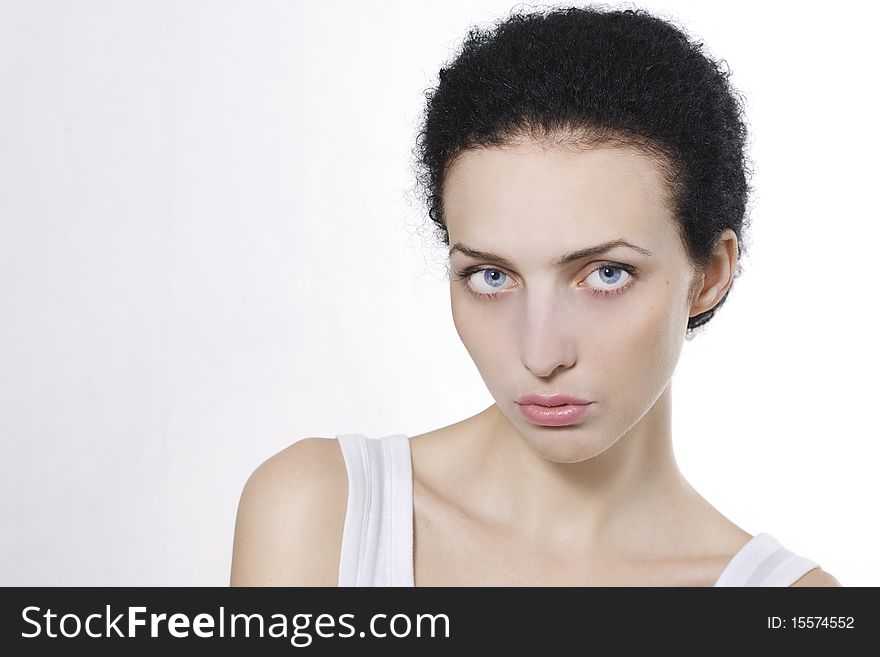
[443,142,675,247]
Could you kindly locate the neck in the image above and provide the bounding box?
[459,386,706,558]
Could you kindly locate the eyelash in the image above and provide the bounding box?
[453,263,638,300]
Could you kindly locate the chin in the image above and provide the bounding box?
[520,426,617,464]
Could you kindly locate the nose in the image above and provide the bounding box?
[519,300,577,378]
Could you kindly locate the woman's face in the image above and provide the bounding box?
[444,140,702,463]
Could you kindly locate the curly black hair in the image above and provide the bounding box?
[412,4,753,335]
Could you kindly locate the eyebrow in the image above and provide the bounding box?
[448,238,653,267]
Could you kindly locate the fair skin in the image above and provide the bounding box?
[230,138,840,587]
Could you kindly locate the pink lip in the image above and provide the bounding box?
[518,402,592,426]
[515,394,592,406]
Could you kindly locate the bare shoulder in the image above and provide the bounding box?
[230,437,348,586]
[789,568,843,587]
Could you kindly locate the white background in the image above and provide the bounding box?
[1,0,876,586]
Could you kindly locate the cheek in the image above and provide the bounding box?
[594,285,685,399]
[450,292,511,370]
[452,293,490,347]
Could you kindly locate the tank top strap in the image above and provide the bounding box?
[714,532,821,586]
[335,433,414,586]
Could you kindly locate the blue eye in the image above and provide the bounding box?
[454,263,638,300]
[467,268,511,297]
[584,265,633,296]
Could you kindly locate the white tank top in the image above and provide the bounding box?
[334,433,821,587]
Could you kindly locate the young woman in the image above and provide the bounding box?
[230,5,841,587]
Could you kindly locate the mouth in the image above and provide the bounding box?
[517,401,592,426]
[515,394,592,407]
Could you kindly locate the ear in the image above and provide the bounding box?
[688,229,738,318]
